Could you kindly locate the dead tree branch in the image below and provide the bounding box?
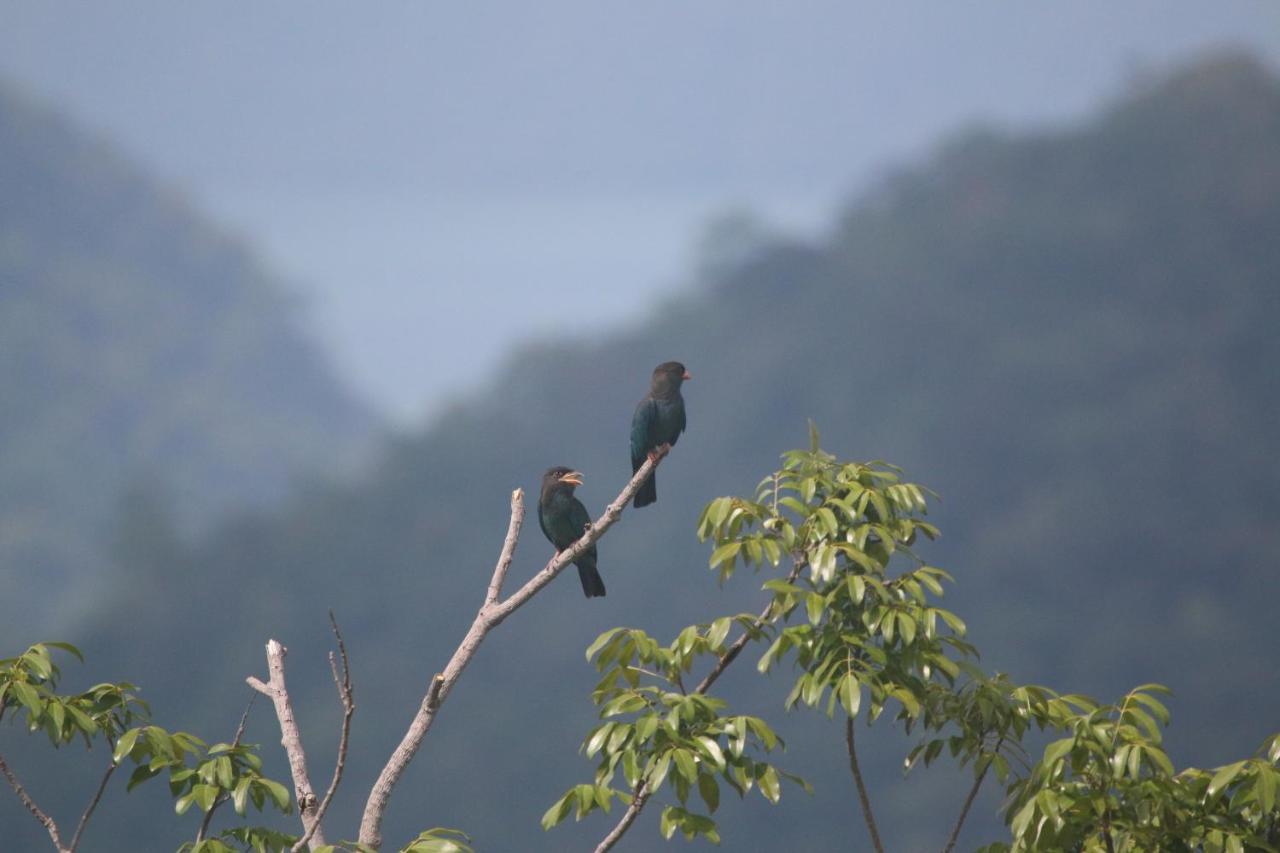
[247,641,327,848]
[291,613,355,853]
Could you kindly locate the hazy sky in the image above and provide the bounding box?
[3,2,1278,421]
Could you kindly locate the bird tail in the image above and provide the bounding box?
[577,561,606,598]
[633,471,657,508]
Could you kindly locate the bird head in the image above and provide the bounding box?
[651,361,691,394]
[541,466,584,498]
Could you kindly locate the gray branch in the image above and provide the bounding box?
[291,613,355,853]
[247,640,327,849]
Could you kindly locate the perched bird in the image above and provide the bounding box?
[538,466,606,598]
[630,361,690,508]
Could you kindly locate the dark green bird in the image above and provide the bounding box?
[538,466,606,598]
[630,361,690,508]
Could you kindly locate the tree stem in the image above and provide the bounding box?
[846,716,885,853]
[942,745,998,853]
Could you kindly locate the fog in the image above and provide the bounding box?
[4,2,1277,420]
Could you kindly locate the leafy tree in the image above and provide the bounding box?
[549,431,1280,850]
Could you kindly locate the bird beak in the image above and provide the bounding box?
[682,369,692,380]
[559,471,584,486]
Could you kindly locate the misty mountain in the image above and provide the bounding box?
[6,51,1279,850]
[0,82,378,636]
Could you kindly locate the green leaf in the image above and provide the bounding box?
[257,777,291,812]
[805,593,825,626]
[839,674,861,718]
[231,777,252,816]
[585,724,612,758]
[709,542,741,571]
[673,748,697,784]
[540,792,573,830]
[1206,761,1246,800]
[706,618,731,650]
[659,806,678,840]
[1255,766,1277,814]
[758,765,781,803]
[585,629,623,662]
[898,613,916,645]
[43,642,84,663]
[698,772,720,814]
[113,727,143,764]
[191,783,219,812]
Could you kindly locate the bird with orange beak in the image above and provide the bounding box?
[538,466,606,598]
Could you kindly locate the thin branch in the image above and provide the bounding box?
[847,716,886,853]
[68,758,117,852]
[593,783,652,853]
[596,558,807,851]
[247,640,327,849]
[0,751,69,852]
[357,449,668,849]
[196,694,257,844]
[292,613,356,853]
[485,490,525,605]
[941,739,1002,853]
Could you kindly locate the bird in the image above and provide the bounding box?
[538,466,606,598]
[630,361,690,508]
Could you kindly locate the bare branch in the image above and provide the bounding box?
[0,751,69,852]
[291,613,356,853]
[596,558,807,850]
[246,640,327,848]
[196,694,257,844]
[68,759,117,853]
[485,489,525,605]
[358,449,668,848]
[941,736,1002,853]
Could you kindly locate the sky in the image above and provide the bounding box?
[3,2,1278,422]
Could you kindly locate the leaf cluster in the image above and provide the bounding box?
[982,686,1280,852]
[542,623,807,844]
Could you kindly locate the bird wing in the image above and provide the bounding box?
[537,501,554,545]
[568,497,596,559]
[630,398,657,469]
[567,498,591,541]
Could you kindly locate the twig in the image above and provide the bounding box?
[68,757,117,852]
[847,716,885,853]
[941,738,1001,853]
[357,450,667,848]
[291,613,356,853]
[196,694,257,844]
[247,641,327,848]
[0,751,69,852]
[595,558,807,852]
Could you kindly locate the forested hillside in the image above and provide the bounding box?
[0,83,377,636]
[5,52,1278,850]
